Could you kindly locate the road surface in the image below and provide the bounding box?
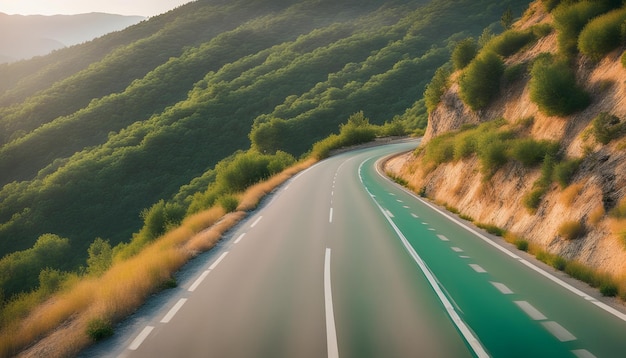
[83,140,626,358]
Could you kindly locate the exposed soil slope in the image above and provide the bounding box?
[387,1,626,277]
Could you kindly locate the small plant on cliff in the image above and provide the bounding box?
[87,318,114,341]
[424,64,453,113]
[452,38,478,70]
[558,220,585,240]
[592,112,626,144]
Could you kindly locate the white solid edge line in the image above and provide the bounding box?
[373,156,626,323]
[359,161,489,358]
[128,325,154,351]
[160,298,187,323]
[325,248,339,358]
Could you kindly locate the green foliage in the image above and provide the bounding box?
[311,111,377,159]
[476,222,506,236]
[424,64,452,113]
[377,118,408,137]
[421,133,455,166]
[515,239,529,251]
[218,195,240,213]
[610,197,626,218]
[622,50,626,67]
[86,318,114,341]
[592,112,626,144]
[552,1,609,56]
[553,158,582,188]
[558,220,585,240]
[484,29,536,57]
[501,7,515,30]
[38,268,69,296]
[523,154,555,212]
[529,54,590,116]
[503,63,527,84]
[0,234,71,298]
[509,139,559,167]
[476,130,511,176]
[459,51,504,110]
[452,38,478,70]
[86,238,113,277]
[578,7,626,61]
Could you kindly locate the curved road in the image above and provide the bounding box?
[85,140,626,358]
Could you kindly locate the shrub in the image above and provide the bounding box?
[86,238,113,277]
[558,220,585,240]
[422,134,455,166]
[452,38,478,70]
[476,131,509,176]
[453,132,477,161]
[424,64,452,113]
[610,197,626,218]
[553,158,582,188]
[486,30,536,57]
[578,8,626,61]
[503,63,527,84]
[529,54,590,116]
[86,318,114,341]
[516,239,529,251]
[477,222,506,236]
[592,112,625,144]
[218,194,239,213]
[459,51,505,111]
[524,187,546,212]
[600,282,619,297]
[553,1,609,56]
[509,139,559,167]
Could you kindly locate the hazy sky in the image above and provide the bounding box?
[0,0,193,17]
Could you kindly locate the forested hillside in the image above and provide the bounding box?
[0,0,529,299]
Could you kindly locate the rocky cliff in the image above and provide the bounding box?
[387,1,626,279]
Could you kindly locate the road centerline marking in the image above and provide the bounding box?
[250,216,263,228]
[542,321,576,342]
[515,301,547,321]
[161,298,187,323]
[490,281,514,295]
[329,208,333,223]
[437,234,449,241]
[209,252,229,270]
[451,247,464,252]
[469,264,487,273]
[572,349,597,358]
[324,248,339,358]
[129,326,154,350]
[188,270,210,292]
[234,233,246,244]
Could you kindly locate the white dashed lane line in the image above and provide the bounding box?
[234,233,246,244]
[129,326,154,351]
[437,234,449,242]
[490,281,514,295]
[160,298,187,323]
[542,321,576,342]
[469,264,487,273]
[515,301,547,321]
[451,247,464,253]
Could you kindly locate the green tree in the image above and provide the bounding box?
[501,7,514,30]
[86,238,113,277]
[452,38,478,70]
[424,64,452,113]
[459,51,504,111]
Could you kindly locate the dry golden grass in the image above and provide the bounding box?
[588,204,605,225]
[559,183,583,207]
[237,158,316,211]
[1,157,318,357]
[609,218,626,247]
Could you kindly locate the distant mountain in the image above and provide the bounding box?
[0,12,145,63]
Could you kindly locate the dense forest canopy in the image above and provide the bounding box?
[0,0,530,298]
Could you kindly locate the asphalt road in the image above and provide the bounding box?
[85,140,626,358]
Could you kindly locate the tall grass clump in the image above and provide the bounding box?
[529,54,590,116]
[509,139,559,167]
[558,220,585,240]
[578,7,626,61]
[459,51,505,111]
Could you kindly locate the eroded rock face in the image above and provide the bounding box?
[390,2,626,276]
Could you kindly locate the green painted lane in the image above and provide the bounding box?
[357,152,626,358]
